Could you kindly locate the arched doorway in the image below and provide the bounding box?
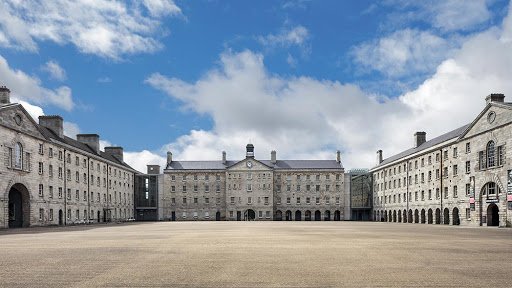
[305,210,311,221]
[443,208,450,225]
[97,211,101,223]
[420,209,426,224]
[403,210,407,223]
[384,211,388,222]
[487,204,499,226]
[414,209,419,223]
[334,210,341,221]
[452,207,460,225]
[58,209,63,226]
[408,210,413,223]
[244,209,256,221]
[393,210,397,222]
[397,210,402,222]
[427,209,433,224]
[295,210,302,221]
[388,210,392,222]
[285,210,292,221]
[8,184,30,228]
[324,210,331,221]
[275,210,282,221]
[216,211,221,221]
[314,210,321,221]
[435,208,441,224]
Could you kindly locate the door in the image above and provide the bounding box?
[171,211,176,221]
[58,209,63,225]
[8,190,23,228]
[237,211,241,221]
[216,211,221,221]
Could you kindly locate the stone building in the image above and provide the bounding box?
[160,144,346,221]
[0,87,137,228]
[371,93,512,227]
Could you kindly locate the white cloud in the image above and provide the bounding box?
[0,0,182,59]
[97,77,112,83]
[63,122,81,139]
[386,0,492,32]
[124,150,166,173]
[352,29,459,77]
[146,3,512,169]
[0,54,74,111]
[257,25,309,48]
[41,60,66,81]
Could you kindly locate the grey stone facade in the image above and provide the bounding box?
[161,145,346,221]
[371,94,512,227]
[0,89,137,228]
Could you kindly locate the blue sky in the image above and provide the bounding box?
[1,0,512,172]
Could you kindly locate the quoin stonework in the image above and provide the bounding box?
[0,86,137,228]
[372,93,512,227]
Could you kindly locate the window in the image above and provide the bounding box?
[336,197,340,205]
[230,197,235,204]
[38,162,44,174]
[443,167,448,178]
[444,187,448,199]
[49,186,53,198]
[264,197,269,205]
[466,142,471,153]
[306,197,310,204]
[58,187,63,198]
[316,197,320,204]
[247,184,252,191]
[296,197,301,204]
[421,191,424,201]
[466,208,471,219]
[205,185,209,192]
[453,165,458,176]
[479,151,485,169]
[49,209,53,221]
[325,197,330,205]
[443,150,448,160]
[316,185,320,192]
[76,190,79,200]
[453,186,458,198]
[316,175,320,180]
[38,184,44,197]
[453,147,458,158]
[14,142,23,169]
[67,189,71,200]
[67,209,71,220]
[428,189,432,200]
[193,197,198,204]
[487,141,495,167]
[182,197,187,204]
[436,188,440,199]
[286,197,291,204]
[49,147,53,158]
[435,153,439,162]
[428,156,432,165]
[486,182,497,195]
[497,146,504,166]
[296,184,300,192]
[247,197,252,204]
[39,208,44,221]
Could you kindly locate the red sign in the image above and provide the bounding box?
[469,197,475,204]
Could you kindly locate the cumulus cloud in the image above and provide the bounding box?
[351,29,459,77]
[124,150,166,173]
[0,54,74,111]
[145,3,512,169]
[0,0,181,59]
[41,60,67,81]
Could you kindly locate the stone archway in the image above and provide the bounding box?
[435,208,441,224]
[314,210,321,221]
[8,183,30,228]
[334,210,341,221]
[397,210,402,222]
[244,209,256,221]
[427,209,433,224]
[408,209,413,223]
[443,208,450,225]
[420,209,426,224]
[487,203,499,226]
[403,210,407,223]
[295,210,302,221]
[452,207,460,225]
[305,210,311,221]
[414,209,419,223]
[275,210,282,221]
[393,210,397,222]
[285,210,292,221]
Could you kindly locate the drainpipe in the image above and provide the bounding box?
[64,149,67,225]
[87,156,90,223]
[440,148,443,224]
[406,161,409,219]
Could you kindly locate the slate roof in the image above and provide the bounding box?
[166,159,343,170]
[38,125,136,171]
[372,124,470,170]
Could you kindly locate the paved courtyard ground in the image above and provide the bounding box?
[0,222,511,287]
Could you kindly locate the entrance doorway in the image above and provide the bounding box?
[8,184,29,228]
[305,210,311,221]
[295,210,301,221]
[487,203,499,226]
[237,211,241,221]
[58,209,63,225]
[97,211,101,223]
[216,211,221,221]
[275,210,282,221]
[244,209,256,221]
[314,210,321,221]
[452,207,460,225]
[171,211,176,221]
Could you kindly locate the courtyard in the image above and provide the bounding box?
[0,222,511,287]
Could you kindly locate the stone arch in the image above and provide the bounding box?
[435,208,441,224]
[452,207,460,225]
[295,210,302,221]
[403,210,407,223]
[275,210,282,221]
[427,208,433,224]
[305,210,311,221]
[285,210,292,221]
[393,210,397,222]
[7,183,31,228]
[487,203,499,226]
[414,209,419,223]
[443,208,450,225]
[334,210,341,221]
[324,210,331,221]
[420,209,426,224]
[408,209,413,223]
[388,210,392,222]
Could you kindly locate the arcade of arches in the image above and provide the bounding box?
[274,210,342,221]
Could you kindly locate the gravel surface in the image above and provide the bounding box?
[0,222,511,287]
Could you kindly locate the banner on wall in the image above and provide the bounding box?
[508,170,512,194]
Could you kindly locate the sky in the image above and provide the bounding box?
[1,0,512,173]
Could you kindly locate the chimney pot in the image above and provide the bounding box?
[246,143,254,158]
[271,150,277,164]
[77,134,100,154]
[222,151,226,164]
[167,151,173,164]
[104,146,124,162]
[336,150,341,163]
[486,93,505,105]
[39,115,64,138]
[377,150,383,165]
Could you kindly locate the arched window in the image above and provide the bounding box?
[14,142,23,169]
[487,141,495,167]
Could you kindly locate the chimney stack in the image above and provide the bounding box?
[246,143,254,158]
[414,132,426,148]
[222,151,226,164]
[336,150,341,163]
[377,150,383,165]
[271,150,277,164]
[39,115,64,138]
[167,151,173,164]
[104,147,123,162]
[0,86,10,105]
[486,93,505,105]
[77,134,100,154]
